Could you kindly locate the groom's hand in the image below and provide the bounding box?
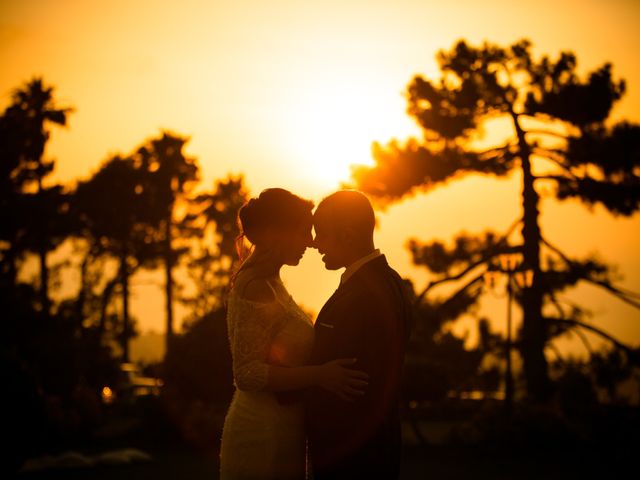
[315,358,369,402]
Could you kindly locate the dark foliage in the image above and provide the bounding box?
[161,308,234,450]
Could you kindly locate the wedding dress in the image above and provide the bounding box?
[220,277,314,480]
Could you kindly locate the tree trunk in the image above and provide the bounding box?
[76,254,89,324]
[39,248,49,313]
[120,251,130,362]
[164,217,174,353]
[99,277,118,334]
[37,177,50,314]
[512,112,551,403]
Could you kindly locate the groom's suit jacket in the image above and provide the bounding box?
[305,255,412,480]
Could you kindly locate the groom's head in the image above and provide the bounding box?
[313,190,376,270]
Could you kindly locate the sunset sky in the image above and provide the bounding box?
[2,0,639,356]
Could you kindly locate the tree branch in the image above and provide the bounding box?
[548,292,566,318]
[519,113,580,135]
[547,294,594,354]
[547,343,566,366]
[415,258,486,305]
[414,219,522,304]
[524,129,569,140]
[574,326,595,356]
[430,270,486,309]
[533,174,569,181]
[475,143,514,159]
[541,236,640,310]
[586,280,640,310]
[532,147,579,179]
[552,318,635,355]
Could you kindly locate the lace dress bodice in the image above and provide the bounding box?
[226,277,314,390]
[220,276,314,480]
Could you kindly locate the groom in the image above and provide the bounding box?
[306,190,412,479]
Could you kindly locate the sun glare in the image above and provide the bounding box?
[284,75,414,189]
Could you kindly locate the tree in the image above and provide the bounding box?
[182,174,249,322]
[0,78,73,311]
[135,132,199,348]
[351,39,640,402]
[74,155,161,361]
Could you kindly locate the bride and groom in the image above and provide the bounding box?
[220,189,412,479]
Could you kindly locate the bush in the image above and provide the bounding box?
[161,307,234,450]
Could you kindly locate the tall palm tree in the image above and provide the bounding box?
[135,132,199,349]
[1,78,73,312]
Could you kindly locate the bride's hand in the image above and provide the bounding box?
[316,358,369,402]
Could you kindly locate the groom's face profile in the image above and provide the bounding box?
[312,216,348,270]
[313,191,376,270]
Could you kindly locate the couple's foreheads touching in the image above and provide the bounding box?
[235,188,376,270]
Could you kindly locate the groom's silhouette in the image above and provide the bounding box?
[306,190,412,480]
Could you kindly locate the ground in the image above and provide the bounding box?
[14,424,627,480]
[12,397,636,479]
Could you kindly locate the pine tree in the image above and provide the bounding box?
[351,39,640,402]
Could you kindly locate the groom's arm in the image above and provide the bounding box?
[346,286,405,429]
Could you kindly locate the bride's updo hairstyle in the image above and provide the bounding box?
[235,188,314,261]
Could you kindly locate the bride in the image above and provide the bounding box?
[220,188,368,480]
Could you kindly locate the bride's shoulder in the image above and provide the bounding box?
[232,271,277,304]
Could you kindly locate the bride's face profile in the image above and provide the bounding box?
[238,189,314,272]
[278,214,313,266]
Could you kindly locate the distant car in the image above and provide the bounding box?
[101,363,163,404]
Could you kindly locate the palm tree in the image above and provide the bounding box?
[0,78,73,312]
[135,132,199,348]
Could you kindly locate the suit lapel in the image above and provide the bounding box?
[315,256,390,329]
[315,282,350,328]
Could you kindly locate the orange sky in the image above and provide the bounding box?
[2,0,639,355]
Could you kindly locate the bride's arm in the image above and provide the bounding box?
[230,280,367,399]
[267,360,368,401]
[232,303,367,399]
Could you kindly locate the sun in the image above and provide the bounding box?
[303,115,376,187]
[290,93,377,187]
[283,74,415,190]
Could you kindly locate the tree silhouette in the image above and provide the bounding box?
[134,132,199,348]
[351,39,640,402]
[182,174,248,322]
[74,154,161,361]
[0,78,73,311]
